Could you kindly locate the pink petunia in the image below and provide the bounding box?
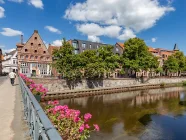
[93,124,99,131]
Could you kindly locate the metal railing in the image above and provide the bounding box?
[19,76,62,140]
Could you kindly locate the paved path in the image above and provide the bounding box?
[0,76,7,86]
[0,77,29,140]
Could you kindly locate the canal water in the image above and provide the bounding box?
[58,87,186,140]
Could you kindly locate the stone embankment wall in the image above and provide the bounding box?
[32,77,186,92]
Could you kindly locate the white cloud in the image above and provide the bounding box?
[0,0,5,4]
[118,28,136,41]
[0,28,23,36]
[88,35,100,42]
[52,40,62,46]
[28,0,43,9]
[8,0,23,3]
[152,37,157,42]
[0,7,5,18]
[76,23,135,41]
[65,0,175,40]
[45,26,61,34]
[65,0,175,32]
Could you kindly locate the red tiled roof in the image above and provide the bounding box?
[116,42,124,49]
[48,45,60,55]
[148,47,158,53]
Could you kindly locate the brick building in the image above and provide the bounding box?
[16,30,52,77]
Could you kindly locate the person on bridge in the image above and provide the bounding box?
[9,71,16,86]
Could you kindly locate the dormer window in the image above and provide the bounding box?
[31,43,33,46]
[38,44,41,47]
[25,49,28,52]
[35,37,37,40]
[34,50,37,53]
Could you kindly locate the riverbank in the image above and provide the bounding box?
[33,77,186,92]
[42,82,184,101]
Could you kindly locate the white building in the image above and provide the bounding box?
[2,50,18,73]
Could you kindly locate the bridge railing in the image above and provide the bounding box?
[19,76,62,140]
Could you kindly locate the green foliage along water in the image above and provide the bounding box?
[58,87,186,140]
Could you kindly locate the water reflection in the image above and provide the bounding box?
[59,87,186,140]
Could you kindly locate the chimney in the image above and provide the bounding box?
[34,30,38,33]
[21,35,23,44]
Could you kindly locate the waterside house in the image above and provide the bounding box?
[2,50,18,73]
[16,30,52,77]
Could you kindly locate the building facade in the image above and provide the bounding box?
[2,50,18,73]
[68,39,123,55]
[17,30,52,77]
[0,48,2,75]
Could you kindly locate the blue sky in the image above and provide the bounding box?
[0,0,185,54]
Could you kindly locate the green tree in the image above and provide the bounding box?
[163,55,179,73]
[122,38,159,76]
[163,51,185,75]
[52,39,82,82]
[98,45,120,77]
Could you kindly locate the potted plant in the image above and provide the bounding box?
[30,84,47,102]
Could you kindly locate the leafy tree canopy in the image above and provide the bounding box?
[122,38,159,72]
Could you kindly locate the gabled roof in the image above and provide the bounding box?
[5,50,16,55]
[20,30,50,55]
[116,42,124,49]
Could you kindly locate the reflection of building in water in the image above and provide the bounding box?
[60,97,90,108]
[132,91,180,106]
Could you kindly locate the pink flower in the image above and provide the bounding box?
[74,117,80,123]
[85,124,90,129]
[84,113,92,122]
[93,124,99,131]
[53,100,59,105]
[79,124,84,133]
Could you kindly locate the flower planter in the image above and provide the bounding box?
[34,95,41,102]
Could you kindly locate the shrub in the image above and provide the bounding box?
[46,101,99,140]
[182,81,186,86]
[160,82,165,88]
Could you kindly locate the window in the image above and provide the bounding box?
[20,55,24,59]
[26,55,29,59]
[34,50,37,53]
[35,56,38,60]
[13,60,16,64]
[25,49,28,52]
[21,68,29,74]
[82,43,86,49]
[46,57,49,60]
[90,44,92,49]
[21,63,28,67]
[35,37,37,40]
[40,56,44,60]
[41,69,47,75]
[116,48,119,52]
[72,42,78,49]
[97,45,99,49]
[74,50,79,54]
[31,43,33,46]
[30,55,34,59]
[38,44,41,47]
[43,51,46,54]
